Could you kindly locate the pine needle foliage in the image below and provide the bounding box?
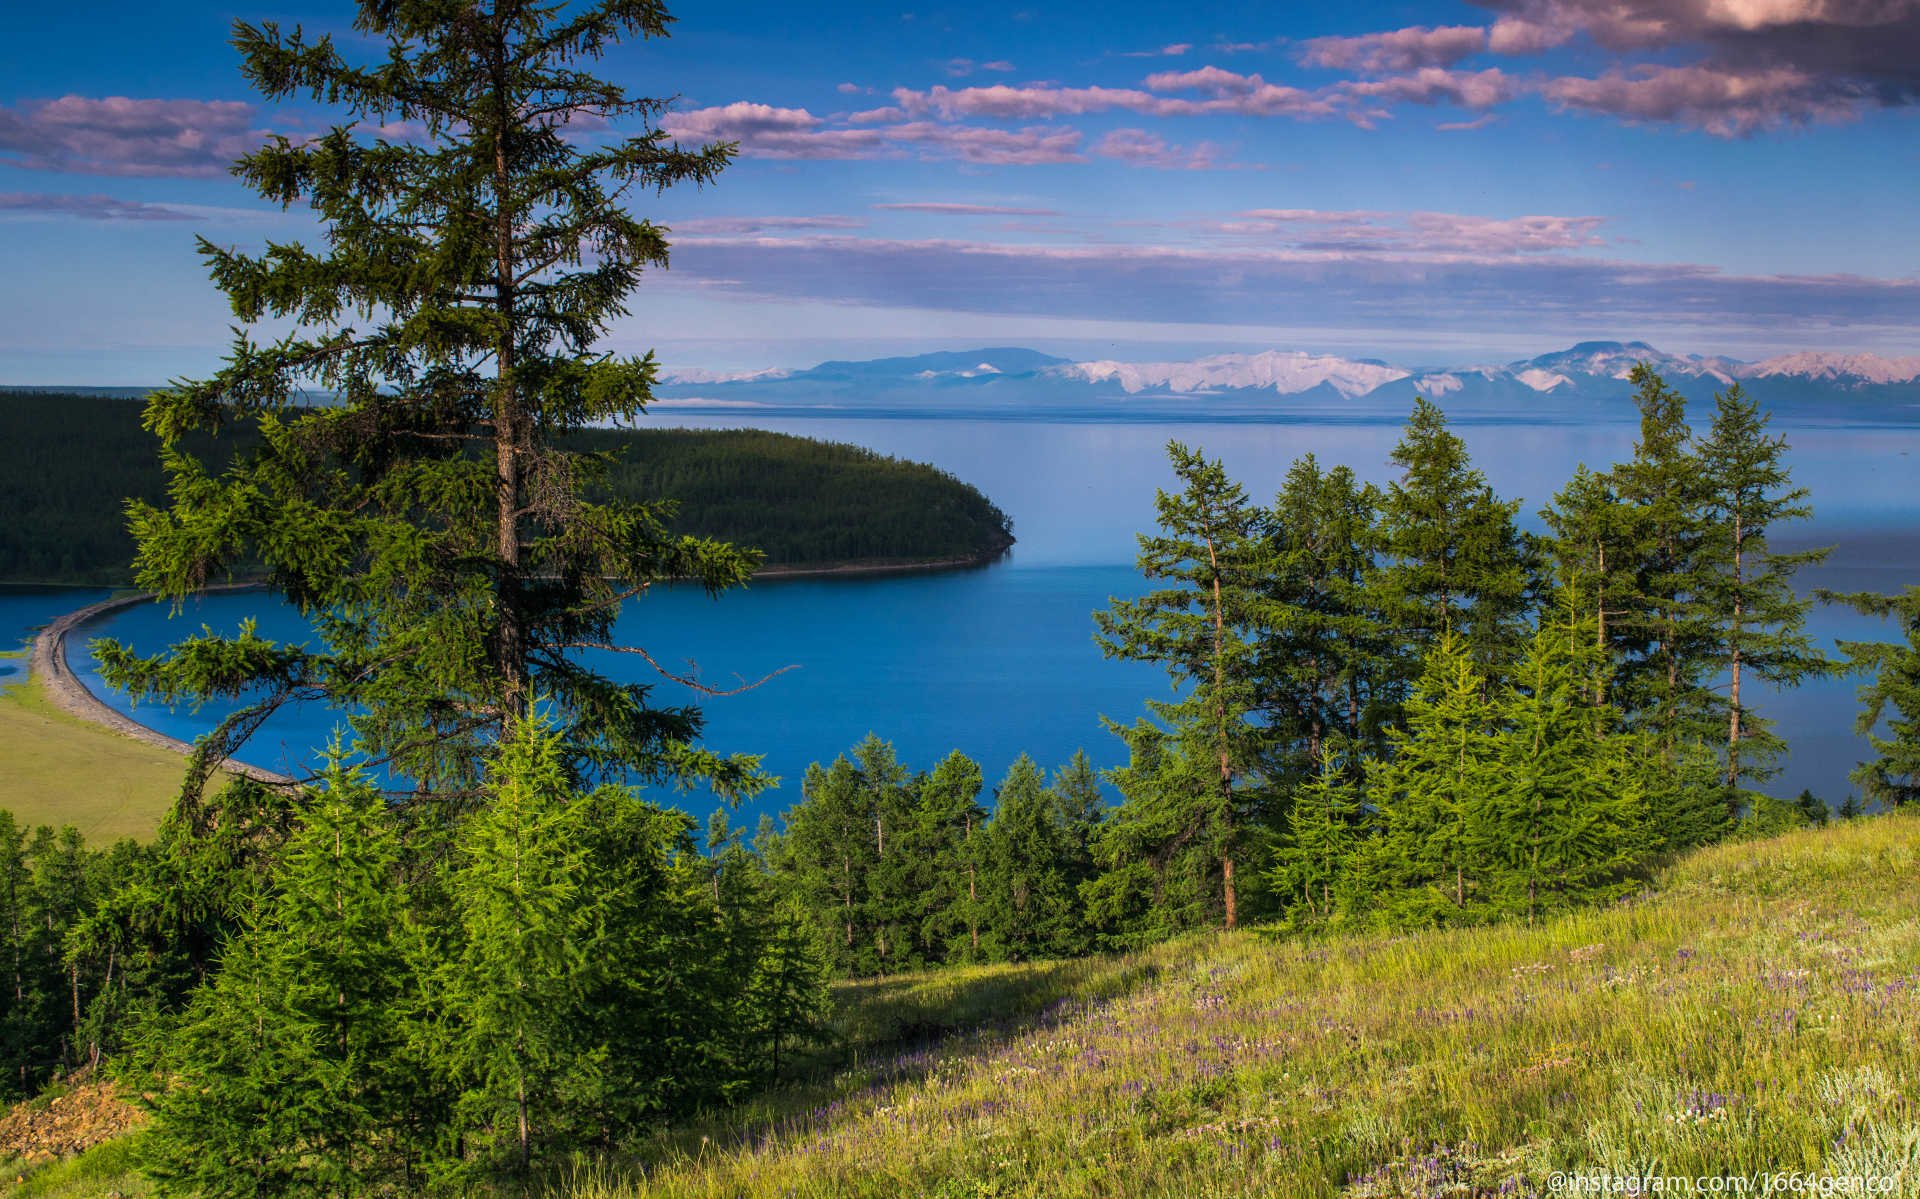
[93,0,761,797]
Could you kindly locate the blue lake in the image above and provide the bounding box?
[6,406,1919,828]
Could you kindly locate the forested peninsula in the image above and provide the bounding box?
[0,391,1013,584]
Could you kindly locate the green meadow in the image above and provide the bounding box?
[15,812,1918,1197]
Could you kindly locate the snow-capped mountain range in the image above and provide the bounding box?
[656,341,1920,412]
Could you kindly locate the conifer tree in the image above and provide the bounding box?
[1095,442,1267,928]
[94,0,759,796]
[1542,465,1641,694]
[1824,586,1920,807]
[1467,602,1650,923]
[980,755,1081,961]
[1609,366,1719,756]
[1354,633,1500,927]
[911,751,988,963]
[1696,383,1831,795]
[1270,745,1362,923]
[1377,399,1532,676]
[137,766,430,1197]
[776,735,913,975]
[744,902,831,1076]
[1256,455,1396,776]
[436,720,595,1180]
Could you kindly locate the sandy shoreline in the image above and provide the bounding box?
[28,587,292,786]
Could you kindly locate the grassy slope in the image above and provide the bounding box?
[11,815,1919,1197]
[602,814,1920,1197]
[0,672,181,842]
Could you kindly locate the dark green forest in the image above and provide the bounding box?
[0,392,1012,584]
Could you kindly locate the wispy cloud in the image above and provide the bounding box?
[0,191,198,220]
[1541,63,1864,134]
[668,215,867,234]
[1299,25,1489,72]
[665,230,1920,341]
[1093,129,1229,170]
[0,96,264,177]
[873,202,1063,215]
[662,103,885,159]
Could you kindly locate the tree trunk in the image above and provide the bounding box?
[1222,855,1237,930]
[1727,509,1744,792]
[491,26,527,728]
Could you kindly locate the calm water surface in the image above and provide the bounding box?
[16,408,1920,828]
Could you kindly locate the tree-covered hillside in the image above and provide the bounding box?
[0,392,1013,584]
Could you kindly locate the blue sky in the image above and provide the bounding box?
[2,0,1918,381]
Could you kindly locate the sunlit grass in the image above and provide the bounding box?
[584,813,1920,1197]
[0,674,181,842]
[8,814,1918,1198]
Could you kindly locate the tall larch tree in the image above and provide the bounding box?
[1095,442,1267,929]
[1377,399,1532,679]
[94,0,760,799]
[1255,454,1395,780]
[1608,366,1719,757]
[1695,383,1831,796]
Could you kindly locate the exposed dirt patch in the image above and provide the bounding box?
[0,1081,143,1165]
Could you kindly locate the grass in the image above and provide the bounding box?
[8,814,1919,1197]
[583,813,1920,1197]
[0,672,182,842]
[0,1140,148,1198]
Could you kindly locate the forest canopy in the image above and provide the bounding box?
[0,391,1014,584]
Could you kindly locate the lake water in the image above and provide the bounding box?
[6,403,1918,829]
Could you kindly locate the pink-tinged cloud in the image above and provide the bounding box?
[883,122,1084,165]
[0,191,198,220]
[1299,25,1490,72]
[1473,0,1920,103]
[1221,208,1608,255]
[1437,113,1502,130]
[0,95,265,177]
[1120,42,1195,57]
[847,106,908,124]
[1093,129,1228,170]
[1142,66,1261,95]
[669,215,867,234]
[894,83,1166,119]
[1542,64,1862,134]
[1488,14,1575,52]
[1340,68,1519,110]
[873,202,1063,215]
[892,78,1339,121]
[663,231,1920,342]
[661,103,885,159]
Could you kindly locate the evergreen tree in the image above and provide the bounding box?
[1794,788,1831,827]
[93,0,759,797]
[1376,398,1532,677]
[776,735,913,975]
[980,755,1081,961]
[1467,603,1651,923]
[1824,586,1920,807]
[1095,442,1267,929]
[137,766,430,1197]
[911,751,988,963]
[436,721,593,1181]
[1270,745,1362,923]
[1608,366,1719,756]
[1255,455,1396,778]
[1542,465,1641,697]
[1353,634,1501,927]
[1696,383,1831,795]
[744,901,832,1077]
